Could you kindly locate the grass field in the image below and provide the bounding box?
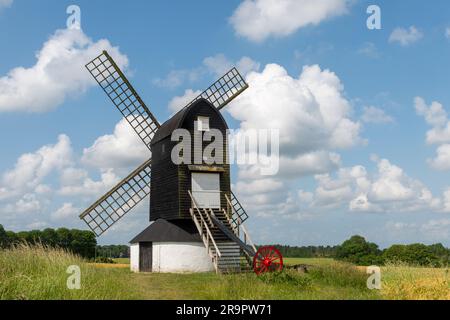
[1,246,449,300]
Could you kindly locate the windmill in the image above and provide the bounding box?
[79,51,283,274]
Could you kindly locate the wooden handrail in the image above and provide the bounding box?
[188,191,221,259]
[224,194,256,252]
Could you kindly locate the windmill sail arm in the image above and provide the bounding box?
[185,68,249,111]
[79,159,152,237]
[86,51,160,151]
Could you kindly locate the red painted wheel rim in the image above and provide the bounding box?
[253,246,283,275]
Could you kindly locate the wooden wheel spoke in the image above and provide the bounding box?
[253,246,284,275]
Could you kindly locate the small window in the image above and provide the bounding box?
[197,116,210,132]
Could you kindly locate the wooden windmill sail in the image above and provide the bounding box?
[79,51,283,274]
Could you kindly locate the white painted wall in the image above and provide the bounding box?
[152,242,214,273]
[130,244,139,272]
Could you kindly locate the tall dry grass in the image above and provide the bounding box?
[0,244,137,300]
[381,262,450,300]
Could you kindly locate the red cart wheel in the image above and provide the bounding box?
[253,246,283,275]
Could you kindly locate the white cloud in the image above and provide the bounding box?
[428,144,450,171]
[58,168,119,197]
[415,97,450,171]
[203,54,260,77]
[0,0,12,10]
[442,188,450,213]
[168,89,202,114]
[415,97,450,145]
[227,62,364,220]
[230,0,351,42]
[389,26,423,46]
[302,158,440,213]
[361,106,393,124]
[52,203,79,220]
[446,27,450,39]
[0,28,128,112]
[0,134,73,199]
[228,63,363,156]
[3,193,42,214]
[82,118,150,170]
[357,42,380,59]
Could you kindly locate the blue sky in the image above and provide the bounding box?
[1,0,450,247]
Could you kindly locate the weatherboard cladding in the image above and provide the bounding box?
[150,99,231,221]
[129,219,202,244]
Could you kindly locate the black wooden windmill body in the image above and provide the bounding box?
[79,51,283,274]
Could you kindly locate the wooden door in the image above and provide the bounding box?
[139,242,152,272]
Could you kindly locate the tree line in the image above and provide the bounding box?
[0,224,97,258]
[263,235,450,267]
[0,224,130,260]
[334,235,450,267]
[270,244,338,258]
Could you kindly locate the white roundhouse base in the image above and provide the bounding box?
[130,242,214,273]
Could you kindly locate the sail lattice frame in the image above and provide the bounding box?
[85,51,160,150]
[186,68,249,111]
[80,160,152,236]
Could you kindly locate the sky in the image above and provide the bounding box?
[1,0,450,247]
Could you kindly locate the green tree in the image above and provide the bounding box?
[6,231,18,245]
[335,235,383,265]
[41,228,58,247]
[0,225,7,248]
[383,243,439,266]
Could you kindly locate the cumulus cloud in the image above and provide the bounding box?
[389,26,423,46]
[58,168,119,197]
[299,158,441,213]
[0,28,128,112]
[228,63,362,155]
[415,97,450,171]
[82,118,149,171]
[0,134,73,200]
[52,203,79,220]
[225,63,363,219]
[361,106,394,124]
[2,193,42,215]
[168,89,202,114]
[230,0,352,42]
[415,97,450,145]
[428,144,450,171]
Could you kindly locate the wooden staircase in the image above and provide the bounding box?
[188,191,256,274]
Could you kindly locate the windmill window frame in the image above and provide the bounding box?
[197,116,210,132]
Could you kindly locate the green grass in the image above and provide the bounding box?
[283,257,335,266]
[0,244,139,300]
[113,258,130,264]
[3,246,448,300]
[0,245,380,300]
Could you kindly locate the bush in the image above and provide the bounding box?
[258,270,312,288]
[93,257,116,264]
